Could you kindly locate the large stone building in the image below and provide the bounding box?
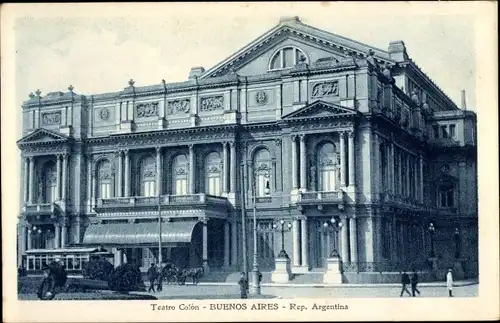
[17,17,477,282]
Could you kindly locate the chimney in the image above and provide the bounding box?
[461,90,467,110]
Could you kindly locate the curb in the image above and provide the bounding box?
[195,280,478,288]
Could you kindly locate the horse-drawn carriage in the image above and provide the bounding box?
[160,263,204,285]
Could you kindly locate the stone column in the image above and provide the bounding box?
[54,224,61,248]
[92,165,97,205]
[156,147,163,196]
[341,217,349,262]
[62,154,68,201]
[117,151,123,197]
[230,141,237,193]
[348,131,356,187]
[291,135,298,190]
[56,154,62,201]
[224,221,230,268]
[202,220,209,271]
[419,155,424,202]
[222,142,229,194]
[61,222,67,247]
[189,145,196,194]
[28,156,35,204]
[339,132,346,187]
[75,215,81,243]
[374,134,381,196]
[231,221,238,266]
[23,157,29,203]
[124,150,130,197]
[27,229,32,250]
[292,219,300,266]
[390,143,395,194]
[349,217,358,264]
[301,218,309,268]
[299,134,307,191]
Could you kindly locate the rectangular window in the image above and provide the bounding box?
[439,185,454,207]
[207,177,221,196]
[441,125,449,138]
[175,179,187,195]
[320,170,336,192]
[433,125,439,139]
[143,181,156,197]
[100,183,111,199]
[257,174,267,197]
[449,124,456,138]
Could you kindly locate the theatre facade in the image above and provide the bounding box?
[17,16,478,282]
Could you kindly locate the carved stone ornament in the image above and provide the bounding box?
[207,165,220,173]
[200,96,224,112]
[41,112,62,126]
[175,167,187,175]
[143,169,156,178]
[100,108,110,121]
[99,171,111,180]
[136,102,159,118]
[311,81,339,98]
[255,91,268,105]
[255,163,270,172]
[168,99,190,115]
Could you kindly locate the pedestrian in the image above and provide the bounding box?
[156,264,163,292]
[147,263,158,293]
[446,268,454,297]
[37,266,56,300]
[410,268,421,297]
[238,272,249,299]
[258,271,262,283]
[400,271,411,297]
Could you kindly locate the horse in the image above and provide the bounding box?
[181,267,204,285]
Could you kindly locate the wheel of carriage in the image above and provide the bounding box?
[177,276,186,285]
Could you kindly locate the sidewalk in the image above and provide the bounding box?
[193,279,478,288]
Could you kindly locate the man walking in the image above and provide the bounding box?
[446,268,454,297]
[411,269,421,297]
[238,272,249,299]
[400,271,412,297]
[147,263,158,293]
[156,264,163,292]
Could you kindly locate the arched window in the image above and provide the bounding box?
[253,149,271,197]
[317,143,337,192]
[97,159,113,199]
[269,46,308,71]
[42,161,57,203]
[138,156,156,197]
[172,154,188,195]
[205,152,222,196]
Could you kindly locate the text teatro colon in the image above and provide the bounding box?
[17,16,477,283]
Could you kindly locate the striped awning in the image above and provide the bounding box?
[82,221,200,245]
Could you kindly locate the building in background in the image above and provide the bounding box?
[17,16,477,283]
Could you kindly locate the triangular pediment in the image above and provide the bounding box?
[201,17,393,79]
[17,128,69,146]
[282,100,358,121]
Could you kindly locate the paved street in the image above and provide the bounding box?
[141,283,478,299]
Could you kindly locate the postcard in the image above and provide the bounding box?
[1,2,498,322]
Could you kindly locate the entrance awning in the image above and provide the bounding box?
[82,221,200,245]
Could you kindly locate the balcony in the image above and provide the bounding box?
[297,190,344,205]
[23,203,57,214]
[94,193,229,213]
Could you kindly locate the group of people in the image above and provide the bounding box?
[146,263,164,293]
[400,268,455,297]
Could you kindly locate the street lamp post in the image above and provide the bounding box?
[428,222,436,258]
[321,217,343,258]
[272,219,292,258]
[250,173,270,296]
[158,193,163,267]
[454,227,460,259]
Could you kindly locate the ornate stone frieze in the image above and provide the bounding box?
[200,96,224,112]
[255,91,269,105]
[42,112,62,126]
[99,108,110,121]
[167,99,190,115]
[98,171,112,180]
[207,165,220,173]
[136,102,159,118]
[311,81,339,98]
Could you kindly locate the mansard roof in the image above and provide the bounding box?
[17,128,70,147]
[200,16,393,79]
[282,100,359,121]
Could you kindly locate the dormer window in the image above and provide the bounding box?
[269,46,308,71]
